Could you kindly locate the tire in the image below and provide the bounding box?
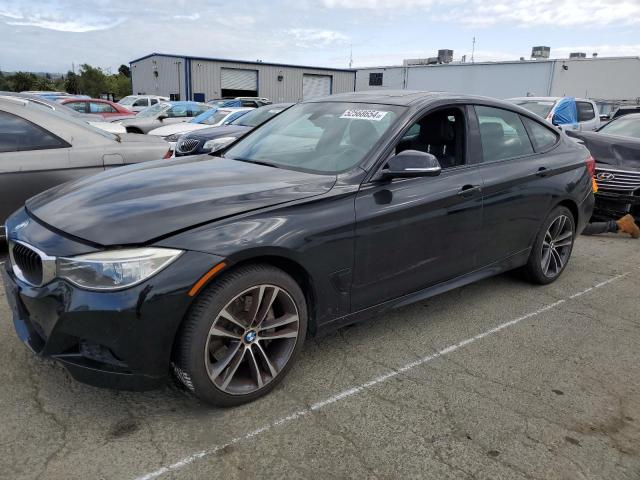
[523,206,576,285]
[173,264,307,407]
[126,127,142,134]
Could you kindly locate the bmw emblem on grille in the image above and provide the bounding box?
[596,172,615,180]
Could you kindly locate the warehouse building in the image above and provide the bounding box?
[130,53,355,103]
[356,56,640,103]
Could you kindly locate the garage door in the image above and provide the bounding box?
[303,74,332,100]
[221,68,258,90]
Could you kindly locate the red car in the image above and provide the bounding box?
[60,98,135,118]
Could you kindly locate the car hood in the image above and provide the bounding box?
[117,132,168,145]
[26,156,336,246]
[569,130,640,170]
[185,124,251,140]
[148,123,207,137]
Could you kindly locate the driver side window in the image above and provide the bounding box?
[394,108,466,169]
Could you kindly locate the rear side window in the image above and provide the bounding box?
[133,98,148,107]
[475,106,534,162]
[150,98,158,105]
[521,116,558,151]
[0,111,68,153]
[577,101,595,122]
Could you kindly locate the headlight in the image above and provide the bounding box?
[165,133,181,142]
[57,248,183,291]
[203,136,237,152]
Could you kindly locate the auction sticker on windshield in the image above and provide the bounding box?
[340,109,389,121]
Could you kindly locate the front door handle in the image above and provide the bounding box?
[457,185,481,197]
[536,166,549,177]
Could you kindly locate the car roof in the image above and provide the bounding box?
[611,112,640,119]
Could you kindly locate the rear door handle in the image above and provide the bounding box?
[536,167,549,177]
[457,185,481,197]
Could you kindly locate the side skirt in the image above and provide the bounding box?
[314,248,531,336]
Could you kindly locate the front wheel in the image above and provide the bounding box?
[173,264,307,407]
[523,206,575,285]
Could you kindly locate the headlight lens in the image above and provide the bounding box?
[203,136,236,152]
[57,248,183,290]
[164,133,181,142]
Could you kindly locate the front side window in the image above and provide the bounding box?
[476,106,534,162]
[90,102,117,113]
[225,102,404,174]
[395,108,465,169]
[150,98,158,105]
[0,111,68,153]
[577,101,595,122]
[65,101,87,113]
[133,98,149,107]
[522,116,558,151]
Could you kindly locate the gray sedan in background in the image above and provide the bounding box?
[0,96,171,237]
[116,101,212,134]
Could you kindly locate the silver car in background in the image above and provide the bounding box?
[0,96,171,237]
[116,101,212,134]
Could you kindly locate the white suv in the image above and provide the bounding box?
[117,95,169,113]
[509,97,601,131]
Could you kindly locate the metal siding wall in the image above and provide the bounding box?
[355,68,405,90]
[131,55,187,99]
[406,62,553,98]
[189,60,355,102]
[549,58,640,101]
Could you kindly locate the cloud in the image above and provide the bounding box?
[320,0,435,8]
[173,13,201,20]
[285,28,350,48]
[5,17,125,32]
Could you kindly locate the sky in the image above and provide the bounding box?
[0,0,639,73]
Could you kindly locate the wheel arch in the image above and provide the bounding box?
[556,198,579,226]
[228,255,318,335]
[125,126,143,134]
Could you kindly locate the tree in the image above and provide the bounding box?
[118,64,131,78]
[106,73,131,100]
[9,71,37,92]
[77,64,108,98]
[0,71,10,91]
[65,71,79,94]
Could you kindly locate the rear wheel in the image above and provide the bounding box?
[523,206,575,284]
[173,264,307,407]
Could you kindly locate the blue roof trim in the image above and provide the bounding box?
[130,52,355,73]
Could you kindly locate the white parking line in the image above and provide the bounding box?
[133,271,631,480]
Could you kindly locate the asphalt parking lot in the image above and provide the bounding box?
[1,235,639,480]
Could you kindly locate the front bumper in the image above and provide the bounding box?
[2,217,224,390]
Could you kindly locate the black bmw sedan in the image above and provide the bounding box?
[3,91,595,406]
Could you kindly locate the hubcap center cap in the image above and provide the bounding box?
[244,330,257,343]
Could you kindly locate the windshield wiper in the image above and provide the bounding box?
[229,157,279,169]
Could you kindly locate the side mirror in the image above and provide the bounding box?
[158,114,168,121]
[551,114,559,126]
[599,114,610,121]
[379,150,441,179]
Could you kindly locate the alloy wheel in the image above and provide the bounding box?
[541,214,573,278]
[204,284,300,395]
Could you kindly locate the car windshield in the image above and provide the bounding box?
[512,100,556,119]
[190,108,229,125]
[137,102,170,118]
[224,102,403,174]
[118,96,137,106]
[232,105,287,127]
[598,116,640,139]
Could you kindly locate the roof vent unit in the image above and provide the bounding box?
[403,58,429,66]
[437,49,453,64]
[569,52,586,59]
[531,46,550,59]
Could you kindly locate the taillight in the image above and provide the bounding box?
[585,155,595,178]
[162,149,173,159]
